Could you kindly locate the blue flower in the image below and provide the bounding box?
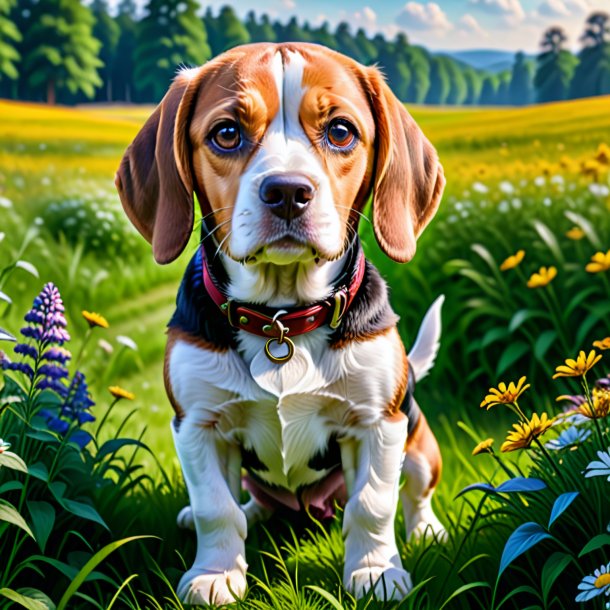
[545,425,592,450]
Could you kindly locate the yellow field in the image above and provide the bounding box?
[1,96,609,189]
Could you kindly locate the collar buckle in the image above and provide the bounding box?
[329,289,348,329]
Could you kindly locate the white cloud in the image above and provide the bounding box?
[396,2,453,32]
[458,13,488,36]
[536,0,590,17]
[470,0,526,23]
[281,0,296,10]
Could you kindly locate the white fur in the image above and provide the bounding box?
[408,295,444,381]
[229,50,343,268]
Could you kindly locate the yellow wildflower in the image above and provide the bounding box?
[553,350,602,379]
[500,250,525,271]
[472,438,494,456]
[501,413,554,453]
[82,311,109,329]
[581,159,602,179]
[527,266,557,288]
[579,387,610,419]
[596,573,610,588]
[585,250,610,273]
[565,227,585,240]
[593,337,610,351]
[108,386,135,401]
[594,143,610,165]
[480,376,530,409]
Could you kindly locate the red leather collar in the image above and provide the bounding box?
[201,247,365,339]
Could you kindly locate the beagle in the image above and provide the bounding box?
[115,43,446,606]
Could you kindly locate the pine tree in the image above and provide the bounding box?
[21,0,102,104]
[135,0,210,102]
[354,28,377,65]
[310,22,337,49]
[570,12,610,99]
[509,51,534,105]
[463,68,483,105]
[425,56,450,104]
[282,16,310,42]
[0,0,20,83]
[212,5,249,54]
[495,70,511,105]
[91,0,119,101]
[334,23,361,60]
[245,12,275,43]
[112,0,136,102]
[405,46,430,103]
[376,36,410,101]
[479,74,498,105]
[534,26,577,102]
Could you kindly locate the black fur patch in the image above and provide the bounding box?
[308,434,341,471]
[401,362,421,435]
[241,445,268,472]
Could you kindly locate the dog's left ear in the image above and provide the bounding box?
[114,68,205,264]
[365,67,445,263]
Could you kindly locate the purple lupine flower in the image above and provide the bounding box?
[40,371,95,448]
[1,360,34,378]
[25,283,70,346]
[41,347,71,365]
[14,344,38,359]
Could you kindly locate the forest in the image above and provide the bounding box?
[0,1,609,106]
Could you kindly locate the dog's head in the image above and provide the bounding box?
[116,43,444,266]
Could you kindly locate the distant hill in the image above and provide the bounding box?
[437,49,526,73]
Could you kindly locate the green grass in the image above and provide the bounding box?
[1,97,609,609]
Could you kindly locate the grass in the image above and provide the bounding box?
[1,96,609,609]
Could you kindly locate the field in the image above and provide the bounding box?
[0,97,609,609]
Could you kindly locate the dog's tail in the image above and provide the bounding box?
[407,295,444,382]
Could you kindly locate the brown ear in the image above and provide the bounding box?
[115,70,203,264]
[366,67,445,263]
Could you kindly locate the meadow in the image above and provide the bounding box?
[0,96,609,609]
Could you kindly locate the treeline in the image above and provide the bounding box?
[0,0,609,106]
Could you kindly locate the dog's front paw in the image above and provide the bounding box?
[346,566,412,600]
[177,568,247,606]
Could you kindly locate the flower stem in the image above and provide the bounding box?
[533,436,564,481]
[73,327,92,371]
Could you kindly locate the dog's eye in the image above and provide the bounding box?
[210,121,241,151]
[326,119,357,150]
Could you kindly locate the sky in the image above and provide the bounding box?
[121,0,610,52]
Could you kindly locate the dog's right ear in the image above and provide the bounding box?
[115,68,206,264]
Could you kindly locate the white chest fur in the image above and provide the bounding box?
[168,329,402,492]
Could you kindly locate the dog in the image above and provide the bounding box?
[115,42,446,606]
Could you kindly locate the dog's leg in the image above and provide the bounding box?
[400,413,445,540]
[343,412,412,600]
[171,416,248,606]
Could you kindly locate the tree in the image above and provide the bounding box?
[463,68,482,105]
[281,16,310,42]
[245,11,275,43]
[354,28,377,65]
[212,5,249,53]
[135,0,210,102]
[495,70,511,105]
[534,26,577,102]
[376,36,410,101]
[479,74,498,105]
[21,0,102,104]
[509,51,534,105]
[570,12,610,99]
[112,0,137,102]
[310,22,337,49]
[425,56,450,104]
[445,57,467,105]
[405,46,430,103]
[91,0,119,101]
[0,0,21,83]
[334,22,361,60]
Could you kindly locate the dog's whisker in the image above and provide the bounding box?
[200,219,232,244]
[335,205,372,225]
[198,206,234,223]
[213,230,232,261]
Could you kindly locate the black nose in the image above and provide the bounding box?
[259,173,315,221]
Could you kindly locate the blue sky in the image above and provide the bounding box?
[125,0,610,52]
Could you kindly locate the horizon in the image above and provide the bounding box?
[105,0,610,53]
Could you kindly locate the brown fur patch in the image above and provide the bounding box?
[387,343,409,416]
[406,415,442,491]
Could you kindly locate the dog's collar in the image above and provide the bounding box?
[201,244,365,360]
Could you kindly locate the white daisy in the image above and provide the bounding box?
[584,448,610,481]
[472,181,488,194]
[576,562,610,602]
[499,180,514,194]
[116,335,138,351]
[534,176,546,187]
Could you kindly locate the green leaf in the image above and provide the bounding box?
[439,582,490,609]
[565,286,599,317]
[579,533,610,557]
[534,330,557,361]
[0,499,34,538]
[532,220,564,264]
[509,309,549,332]
[305,586,344,610]
[548,492,578,528]
[496,341,529,376]
[541,552,572,607]
[0,480,23,494]
[0,451,28,473]
[28,501,55,553]
[17,589,55,610]
[60,499,108,530]
[56,536,157,610]
[27,462,49,483]
[95,438,147,461]
[0,588,48,610]
[481,327,510,349]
